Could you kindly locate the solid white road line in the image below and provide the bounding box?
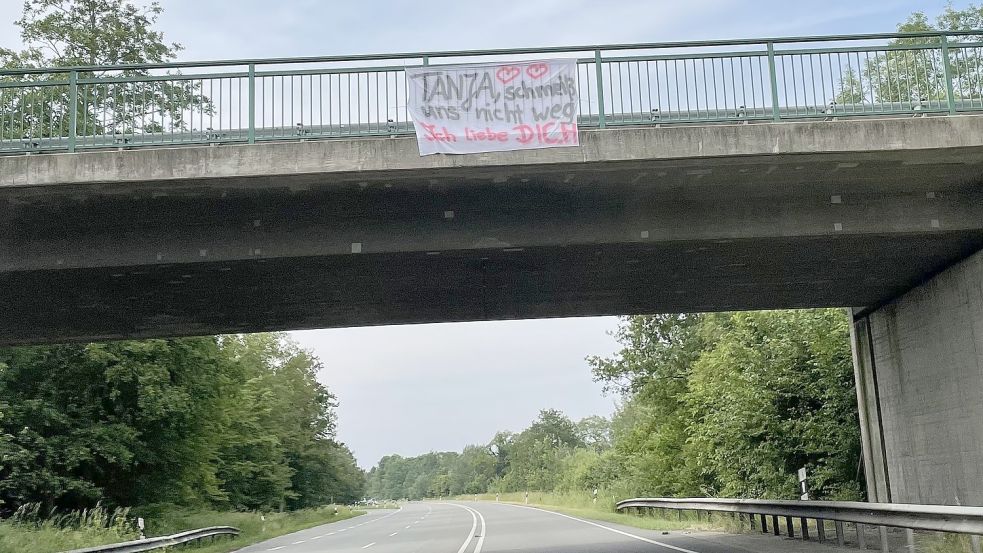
[440,502,485,553]
[446,503,478,553]
[267,547,285,552]
[503,503,700,553]
[291,540,306,544]
[362,542,376,549]
[467,504,487,553]
[389,531,399,536]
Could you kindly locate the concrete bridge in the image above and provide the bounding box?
[2,32,983,509]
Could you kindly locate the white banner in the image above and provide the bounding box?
[406,59,580,155]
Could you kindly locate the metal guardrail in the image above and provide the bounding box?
[61,526,240,553]
[1,30,983,154]
[618,497,983,552]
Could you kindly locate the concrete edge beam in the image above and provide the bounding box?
[3,115,983,187]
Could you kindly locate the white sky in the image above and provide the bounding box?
[0,0,944,467]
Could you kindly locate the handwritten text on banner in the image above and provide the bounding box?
[406,59,580,155]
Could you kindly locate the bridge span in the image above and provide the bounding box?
[2,32,983,508]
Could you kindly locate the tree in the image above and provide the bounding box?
[0,333,365,514]
[576,415,611,452]
[1,0,208,142]
[0,338,237,511]
[837,4,983,107]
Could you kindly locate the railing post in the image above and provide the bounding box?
[940,34,957,115]
[594,49,606,128]
[422,55,429,66]
[766,42,781,121]
[247,63,256,144]
[67,70,78,152]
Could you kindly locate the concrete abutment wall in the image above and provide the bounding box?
[852,248,983,505]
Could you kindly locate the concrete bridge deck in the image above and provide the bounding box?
[1,115,982,344]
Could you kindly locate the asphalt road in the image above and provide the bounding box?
[234,501,843,553]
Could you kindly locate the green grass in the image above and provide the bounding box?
[0,504,363,553]
[0,504,138,553]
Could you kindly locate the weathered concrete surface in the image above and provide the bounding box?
[1,115,982,344]
[3,115,983,188]
[852,249,983,505]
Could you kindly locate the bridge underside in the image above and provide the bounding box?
[1,117,983,344]
[3,232,982,344]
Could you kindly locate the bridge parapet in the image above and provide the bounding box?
[2,31,983,154]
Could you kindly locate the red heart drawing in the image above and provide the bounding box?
[526,63,549,80]
[496,66,521,85]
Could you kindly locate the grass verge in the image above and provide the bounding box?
[0,504,362,553]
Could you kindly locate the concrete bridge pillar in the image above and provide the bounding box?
[851,248,983,505]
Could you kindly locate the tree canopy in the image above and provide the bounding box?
[0,334,365,514]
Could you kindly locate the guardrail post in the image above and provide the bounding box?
[766,42,781,121]
[772,515,780,536]
[594,49,606,128]
[67,70,78,152]
[836,521,846,546]
[817,519,826,541]
[879,526,889,553]
[857,523,867,549]
[940,35,957,115]
[971,535,981,553]
[761,514,768,533]
[801,518,810,540]
[905,528,915,552]
[247,63,256,144]
[786,516,794,538]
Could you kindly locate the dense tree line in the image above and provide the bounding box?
[0,334,365,514]
[367,310,862,502]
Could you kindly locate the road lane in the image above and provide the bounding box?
[235,500,845,553]
[234,502,475,553]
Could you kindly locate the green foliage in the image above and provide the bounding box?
[0,503,361,553]
[0,333,365,514]
[0,503,137,553]
[0,0,208,142]
[835,4,983,105]
[588,310,861,501]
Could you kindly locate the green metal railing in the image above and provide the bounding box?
[2,31,983,154]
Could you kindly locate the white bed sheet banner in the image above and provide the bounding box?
[406,59,580,155]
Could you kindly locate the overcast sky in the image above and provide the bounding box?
[0,0,946,467]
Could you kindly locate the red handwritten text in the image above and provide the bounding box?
[514,122,578,145]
